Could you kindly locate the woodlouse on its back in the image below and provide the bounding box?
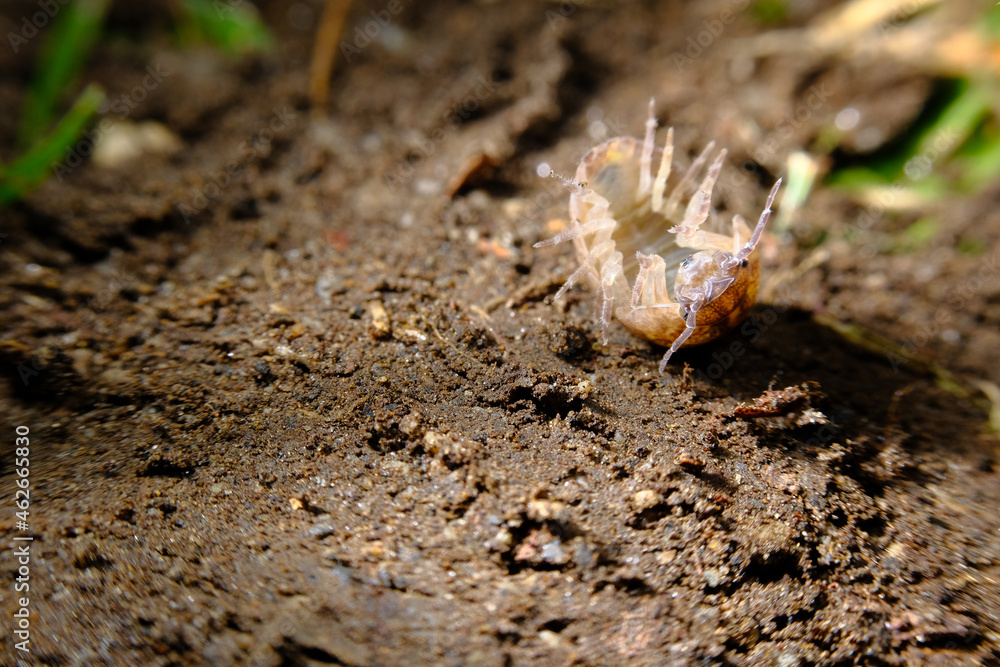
[534,99,781,372]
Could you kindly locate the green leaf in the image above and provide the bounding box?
[1,84,106,204]
[910,79,991,165]
[177,0,273,56]
[957,238,987,256]
[954,114,1000,192]
[980,1,1000,37]
[824,166,889,192]
[18,0,111,147]
[752,0,788,25]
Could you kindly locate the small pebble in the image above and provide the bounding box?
[633,489,662,510]
[309,524,336,539]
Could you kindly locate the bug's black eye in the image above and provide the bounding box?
[681,255,693,267]
[740,258,748,268]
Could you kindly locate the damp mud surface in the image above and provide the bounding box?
[1,1,999,665]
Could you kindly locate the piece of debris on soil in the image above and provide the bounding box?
[731,382,829,428]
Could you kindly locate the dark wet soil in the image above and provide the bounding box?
[1,1,999,665]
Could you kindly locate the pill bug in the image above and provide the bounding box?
[535,99,781,372]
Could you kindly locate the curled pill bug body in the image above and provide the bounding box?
[534,98,781,372]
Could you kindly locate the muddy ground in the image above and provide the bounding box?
[1,0,999,665]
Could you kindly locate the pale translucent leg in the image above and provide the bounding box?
[651,128,674,213]
[663,141,715,216]
[638,98,657,195]
[598,250,625,344]
[631,252,670,309]
[553,237,615,301]
[670,149,727,247]
[658,294,704,373]
[534,217,617,248]
[730,215,747,254]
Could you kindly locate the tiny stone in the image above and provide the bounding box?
[633,489,662,510]
[399,411,423,435]
[309,525,336,539]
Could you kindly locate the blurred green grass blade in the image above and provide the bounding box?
[1,83,105,204]
[751,0,788,25]
[912,79,991,162]
[830,79,998,201]
[958,136,1000,191]
[957,237,988,256]
[955,110,1000,192]
[981,1,1000,36]
[825,166,888,191]
[18,0,111,147]
[900,217,939,250]
[178,0,273,56]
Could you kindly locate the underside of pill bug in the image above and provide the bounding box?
[535,99,782,372]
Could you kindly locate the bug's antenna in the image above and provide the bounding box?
[737,178,782,261]
[538,162,589,195]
